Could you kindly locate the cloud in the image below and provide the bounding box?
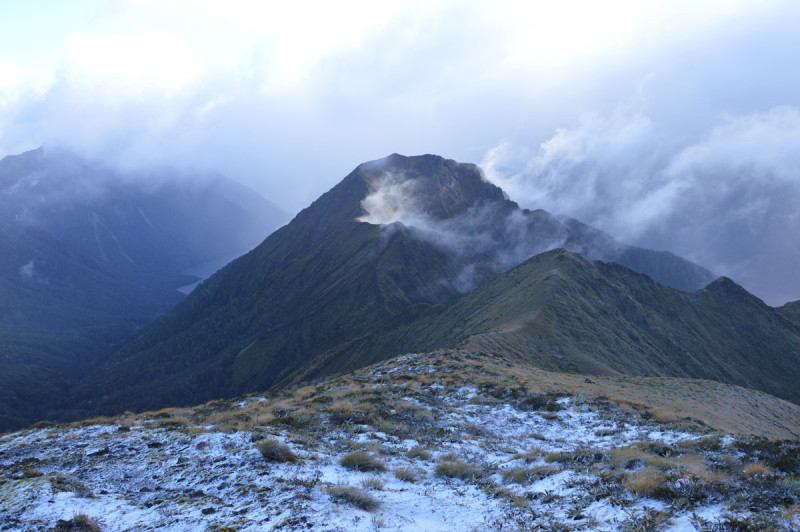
[358,170,574,293]
[19,259,34,280]
[64,30,200,93]
[483,107,800,305]
[0,58,23,91]
[0,1,799,303]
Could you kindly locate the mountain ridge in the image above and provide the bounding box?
[65,154,753,421]
[361,248,800,403]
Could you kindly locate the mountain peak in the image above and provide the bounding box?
[355,153,508,222]
[701,276,765,306]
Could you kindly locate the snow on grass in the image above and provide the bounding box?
[2,351,798,531]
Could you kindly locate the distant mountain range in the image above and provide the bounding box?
[0,147,286,277]
[68,153,797,421]
[0,148,286,431]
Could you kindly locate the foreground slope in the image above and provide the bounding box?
[2,351,800,531]
[73,154,715,417]
[359,249,800,405]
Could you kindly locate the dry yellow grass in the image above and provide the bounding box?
[624,467,668,497]
[447,350,800,440]
[742,462,773,479]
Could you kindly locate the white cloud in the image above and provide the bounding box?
[483,106,800,304]
[64,30,200,93]
[0,58,23,89]
[1,0,799,303]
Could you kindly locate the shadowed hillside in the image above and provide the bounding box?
[346,249,800,404]
[69,154,719,418]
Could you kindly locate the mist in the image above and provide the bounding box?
[1,1,799,303]
[359,169,608,294]
[482,107,800,305]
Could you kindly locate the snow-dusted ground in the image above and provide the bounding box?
[1,352,798,531]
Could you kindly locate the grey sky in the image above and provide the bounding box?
[1,1,798,304]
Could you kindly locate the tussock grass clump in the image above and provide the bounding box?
[257,439,298,463]
[624,466,671,498]
[694,435,723,452]
[742,462,773,479]
[397,403,435,426]
[463,423,492,437]
[360,475,385,490]
[22,467,43,478]
[545,449,606,468]
[406,446,432,461]
[340,451,385,472]
[29,420,56,430]
[327,403,373,426]
[52,514,102,532]
[49,474,92,497]
[394,466,419,483]
[158,417,188,429]
[326,485,380,511]
[269,409,316,429]
[376,420,409,437]
[517,393,567,412]
[435,456,487,481]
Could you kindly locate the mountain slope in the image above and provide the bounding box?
[71,153,718,418]
[779,301,800,328]
[366,248,800,404]
[3,351,800,530]
[0,214,182,331]
[0,147,286,276]
[0,148,286,431]
[69,221,462,415]
[0,214,184,432]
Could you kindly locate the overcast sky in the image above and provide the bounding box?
[1,0,799,304]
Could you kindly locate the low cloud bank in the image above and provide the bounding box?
[359,170,599,293]
[482,107,800,305]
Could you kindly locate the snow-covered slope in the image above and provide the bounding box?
[2,351,799,531]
